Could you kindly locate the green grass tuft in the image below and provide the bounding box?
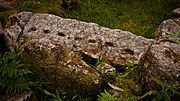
[65,0,180,38]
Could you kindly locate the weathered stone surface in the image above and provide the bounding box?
[4,12,105,98]
[21,40,104,98]
[155,18,180,43]
[172,8,180,18]
[139,42,180,90]
[139,18,180,91]
[5,12,34,28]
[20,13,152,66]
[4,12,153,98]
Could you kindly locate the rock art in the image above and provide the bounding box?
[4,12,105,98]
[14,12,152,66]
[4,12,153,98]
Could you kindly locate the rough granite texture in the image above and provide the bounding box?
[4,12,154,98]
[20,13,153,66]
[140,18,180,90]
[5,12,105,98]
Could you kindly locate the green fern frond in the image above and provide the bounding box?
[0,51,32,94]
[6,77,30,93]
[98,90,138,101]
[0,76,30,93]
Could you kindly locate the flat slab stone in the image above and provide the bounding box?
[17,13,153,66]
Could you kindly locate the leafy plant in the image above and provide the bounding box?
[0,50,32,93]
[99,78,180,101]
[148,78,180,101]
[98,90,138,101]
[107,82,124,92]
[40,88,63,101]
[53,89,63,101]
[164,30,180,44]
[94,56,105,68]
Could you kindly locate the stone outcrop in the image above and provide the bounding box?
[4,12,153,98]
[16,12,152,66]
[139,18,180,91]
[6,12,154,71]
[5,12,104,98]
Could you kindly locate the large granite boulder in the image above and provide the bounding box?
[139,18,180,91]
[5,12,153,71]
[4,12,104,98]
[4,12,153,98]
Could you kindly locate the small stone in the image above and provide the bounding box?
[172,8,180,18]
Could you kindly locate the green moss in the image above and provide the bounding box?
[19,43,104,100]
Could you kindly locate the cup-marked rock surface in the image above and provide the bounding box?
[5,12,105,98]
[4,12,154,98]
[21,13,153,66]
